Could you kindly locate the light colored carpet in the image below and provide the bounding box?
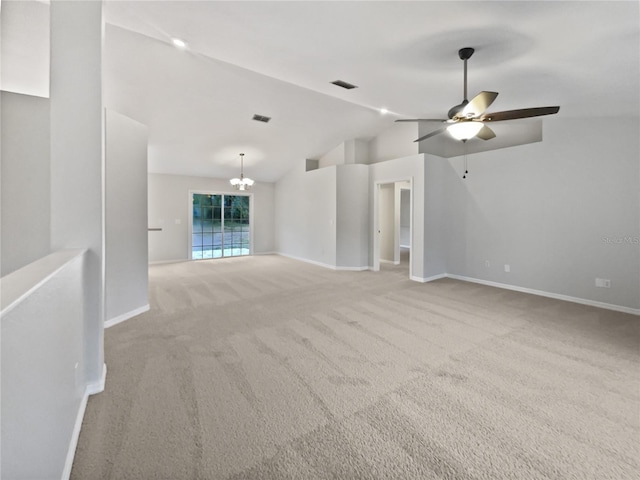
[72,255,640,479]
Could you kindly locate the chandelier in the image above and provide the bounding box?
[229,153,254,191]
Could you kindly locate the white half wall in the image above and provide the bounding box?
[1,250,87,480]
[148,173,275,263]
[105,110,149,323]
[1,92,51,277]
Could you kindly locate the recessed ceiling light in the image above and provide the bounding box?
[172,38,187,48]
[380,108,389,115]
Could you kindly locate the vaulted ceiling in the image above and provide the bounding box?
[2,1,639,182]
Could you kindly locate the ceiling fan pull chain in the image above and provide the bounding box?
[463,150,469,179]
[463,153,467,179]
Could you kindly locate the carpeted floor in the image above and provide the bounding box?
[72,254,640,479]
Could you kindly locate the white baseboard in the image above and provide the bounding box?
[105,304,150,328]
[151,254,279,264]
[149,258,186,265]
[277,253,639,315]
[446,274,640,316]
[86,362,107,396]
[379,259,401,266]
[411,273,447,283]
[62,363,107,480]
[276,252,367,271]
[336,265,370,271]
[276,252,335,269]
[61,392,89,480]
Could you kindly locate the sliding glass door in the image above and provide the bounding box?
[191,193,250,260]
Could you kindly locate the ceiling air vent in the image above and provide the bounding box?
[331,80,358,90]
[252,114,271,123]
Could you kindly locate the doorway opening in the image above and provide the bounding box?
[373,179,412,277]
[190,192,251,260]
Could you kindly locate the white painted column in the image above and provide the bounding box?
[50,0,105,385]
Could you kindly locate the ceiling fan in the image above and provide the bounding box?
[397,47,560,143]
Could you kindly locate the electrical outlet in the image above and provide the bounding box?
[485,260,490,267]
[595,278,611,288]
[504,264,510,272]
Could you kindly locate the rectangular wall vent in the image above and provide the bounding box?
[252,114,271,123]
[331,80,358,90]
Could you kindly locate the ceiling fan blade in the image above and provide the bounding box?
[481,106,560,122]
[476,124,496,141]
[396,118,447,122]
[414,127,446,142]
[461,91,499,118]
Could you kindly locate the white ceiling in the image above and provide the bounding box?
[2,1,639,182]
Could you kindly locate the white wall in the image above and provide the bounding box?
[275,117,638,311]
[275,162,368,270]
[49,0,105,389]
[105,110,149,323]
[370,154,429,280]
[368,122,419,164]
[148,173,275,263]
[400,188,410,247]
[275,162,337,267]
[275,150,432,278]
[317,139,371,169]
[1,92,51,277]
[423,155,448,278]
[318,142,345,168]
[1,4,106,479]
[379,183,395,262]
[336,164,369,268]
[445,117,640,311]
[0,0,50,98]
[345,139,369,165]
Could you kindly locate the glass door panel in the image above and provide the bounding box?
[225,195,250,257]
[192,194,215,259]
[191,193,250,260]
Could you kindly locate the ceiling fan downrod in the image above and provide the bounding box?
[459,47,474,101]
[448,47,475,119]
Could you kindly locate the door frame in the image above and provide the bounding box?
[372,177,413,278]
[188,189,254,260]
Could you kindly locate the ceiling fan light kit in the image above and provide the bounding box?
[397,47,560,144]
[447,121,484,141]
